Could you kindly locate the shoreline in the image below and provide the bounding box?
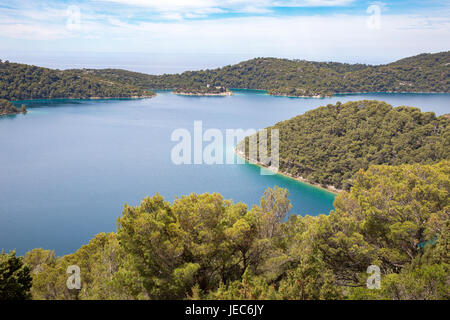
[235,149,341,195]
[267,90,449,99]
[268,93,326,98]
[10,95,155,103]
[0,111,26,116]
[333,91,449,95]
[173,91,233,96]
[85,95,155,99]
[153,88,449,98]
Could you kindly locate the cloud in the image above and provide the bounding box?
[95,0,355,18]
[0,0,448,64]
[0,23,71,40]
[239,6,273,14]
[97,0,355,9]
[273,0,355,6]
[1,7,449,47]
[159,12,184,21]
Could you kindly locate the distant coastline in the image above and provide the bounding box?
[83,94,155,99]
[233,89,450,99]
[267,91,450,99]
[173,91,233,97]
[2,52,448,104]
[9,95,155,103]
[268,93,326,98]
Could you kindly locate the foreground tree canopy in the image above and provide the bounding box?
[0,251,32,300]
[11,160,448,300]
[238,100,450,190]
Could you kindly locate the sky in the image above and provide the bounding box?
[0,0,449,72]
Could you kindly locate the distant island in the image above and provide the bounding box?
[237,100,450,191]
[0,99,26,116]
[79,51,449,98]
[173,85,233,96]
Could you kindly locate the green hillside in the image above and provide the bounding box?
[0,60,154,101]
[84,51,449,97]
[238,100,450,190]
[3,52,447,101]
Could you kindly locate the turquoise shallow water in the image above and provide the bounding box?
[0,92,449,255]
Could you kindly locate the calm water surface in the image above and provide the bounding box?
[1,91,449,255]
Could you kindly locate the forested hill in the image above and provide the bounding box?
[238,100,450,190]
[83,51,449,97]
[2,52,447,100]
[0,60,154,101]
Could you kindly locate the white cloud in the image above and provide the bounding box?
[95,0,222,11]
[61,13,448,61]
[159,12,184,20]
[273,0,355,6]
[97,0,355,8]
[0,1,448,63]
[95,0,355,17]
[239,6,273,14]
[1,11,449,49]
[0,23,71,40]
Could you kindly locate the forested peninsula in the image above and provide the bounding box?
[237,100,450,191]
[0,59,155,102]
[83,51,449,98]
[0,99,26,116]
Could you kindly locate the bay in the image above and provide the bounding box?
[0,91,448,255]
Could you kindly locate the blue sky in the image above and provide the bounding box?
[0,0,449,67]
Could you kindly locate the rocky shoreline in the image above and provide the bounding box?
[268,93,326,98]
[267,90,449,99]
[8,95,155,102]
[51,94,156,100]
[173,91,233,96]
[0,110,26,116]
[235,149,341,194]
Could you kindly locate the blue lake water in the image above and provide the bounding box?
[0,91,449,255]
